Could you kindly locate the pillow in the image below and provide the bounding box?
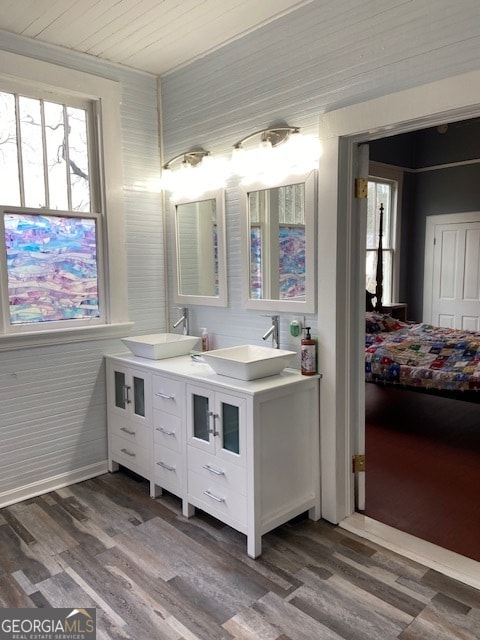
[366,311,405,333]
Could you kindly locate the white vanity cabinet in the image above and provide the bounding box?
[105,354,320,558]
[185,384,248,534]
[106,360,153,484]
[184,377,320,558]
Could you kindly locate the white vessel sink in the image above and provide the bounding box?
[202,344,296,380]
[122,333,199,359]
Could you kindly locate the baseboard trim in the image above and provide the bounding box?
[340,513,480,591]
[0,461,109,508]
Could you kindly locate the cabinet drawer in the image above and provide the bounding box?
[110,434,150,474]
[153,376,183,415]
[154,411,182,452]
[188,468,247,530]
[187,447,246,495]
[153,445,182,493]
[109,414,151,449]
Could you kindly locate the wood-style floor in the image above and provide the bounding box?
[1,470,480,639]
[364,382,480,563]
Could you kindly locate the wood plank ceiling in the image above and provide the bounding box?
[0,0,313,76]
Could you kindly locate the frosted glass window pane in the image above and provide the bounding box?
[114,371,126,409]
[193,394,209,441]
[222,402,239,454]
[0,92,21,206]
[67,107,90,212]
[133,376,145,417]
[19,96,46,208]
[5,212,99,324]
[44,101,69,211]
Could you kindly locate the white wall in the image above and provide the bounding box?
[161,0,480,347]
[160,0,480,521]
[2,0,480,511]
[0,32,164,505]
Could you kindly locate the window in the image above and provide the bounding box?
[366,165,402,305]
[1,91,102,327]
[0,51,130,349]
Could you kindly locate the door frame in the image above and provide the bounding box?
[317,69,480,524]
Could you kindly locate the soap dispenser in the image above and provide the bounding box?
[301,327,316,376]
[200,328,209,352]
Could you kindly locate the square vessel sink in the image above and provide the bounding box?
[122,333,199,359]
[202,344,296,381]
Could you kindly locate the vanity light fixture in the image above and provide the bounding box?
[160,149,229,199]
[231,125,322,185]
[232,126,299,152]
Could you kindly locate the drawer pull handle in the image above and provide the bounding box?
[155,391,175,400]
[120,427,135,436]
[202,464,225,476]
[157,427,175,436]
[157,461,175,472]
[203,490,225,503]
[120,448,135,457]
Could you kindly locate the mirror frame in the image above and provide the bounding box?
[171,189,228,307]
[240,170,316,312]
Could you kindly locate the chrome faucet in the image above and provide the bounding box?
[262,315,280,349]
[172,307,189,335]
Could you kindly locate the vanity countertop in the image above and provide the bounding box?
[106,352,319,394]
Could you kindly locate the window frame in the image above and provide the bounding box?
[367,161,403,305]
[0,51,131,350]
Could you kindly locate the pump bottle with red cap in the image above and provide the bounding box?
[301,327,316,376]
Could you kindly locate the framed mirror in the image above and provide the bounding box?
[172,189,227,307]
[240,171,316,312]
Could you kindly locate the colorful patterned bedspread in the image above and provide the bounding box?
[365,312,480,391]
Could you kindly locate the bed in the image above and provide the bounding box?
[365,311,480,397]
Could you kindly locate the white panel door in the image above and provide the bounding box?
[424,213,480,330]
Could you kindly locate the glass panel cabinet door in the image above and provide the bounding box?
[133,375,145,417]
[108,363,151,424]
[186,385,245,460]
[114,370,126,410]
[216,391,246,465]
[192,393,210,442]
[221,401,239,454]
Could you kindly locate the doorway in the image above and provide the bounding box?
[361,121,480,562]
[360,120,480,562]
[317,69,480,585]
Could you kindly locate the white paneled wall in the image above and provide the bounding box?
[161,0,480,361]
[0,33,163,505]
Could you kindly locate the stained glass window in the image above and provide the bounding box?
[5,213,99,324]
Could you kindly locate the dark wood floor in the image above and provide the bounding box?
[1,470,480,639]
[365,382,480,563]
